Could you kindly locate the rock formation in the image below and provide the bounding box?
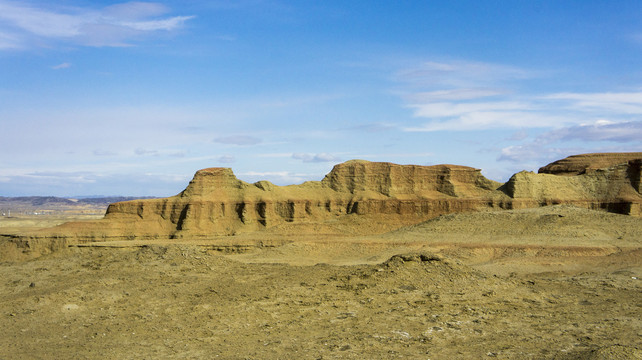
[538,152,642,176]
[21,153,642,242]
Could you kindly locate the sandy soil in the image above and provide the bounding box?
[1,205,641,359]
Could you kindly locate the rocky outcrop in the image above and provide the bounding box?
[506,153,642,215]
[29,161,508,241]
[22,153,642,242]
[321,161,499,198]
[538,152,642,176]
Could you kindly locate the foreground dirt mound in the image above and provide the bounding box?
[14,152,642,244]
[1,246,639,359]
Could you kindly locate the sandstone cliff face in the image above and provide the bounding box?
[505,153,642,215]
[321,160,499,198]
[538,152,642,176]
[26,153,642,241]
[103,161,508,238]
[34,161,507,240]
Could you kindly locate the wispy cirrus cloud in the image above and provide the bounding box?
[498,120,642,164]
[395,60,531,89]
[214,135,262,146]
[545,120,642,143]
[134,148,186,157]
[397,59,642,133]
[397,60,553,132]
[404,88,507,102]
[218,155,236,163]
[544,92,642,114]
[0,1,194,49]
[134,148,159,156]
[0,29,21,49]
[292,153,341,163]
[345,122,396,133]
[51,62,71,69]
[256,152,343,163]
[403,110,566,132]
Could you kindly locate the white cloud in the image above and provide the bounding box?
[395,60,531,89]
[407,101,530,118]
[396,60,553,131]
[544,120,642,143]
[346,122,396,133]
[259,151,434,162]
[292,153,341,163]
[497,144,567,164]
[352,152,434,159]
[120,16,194,31]
[404,111,565,132]
[497,120,642,165]
[214,135,262,146]
[133,148,186,157]
[218,155,235,163]
[397,59,642,132]
[0,0,194,49]
[255,152,343,163]
[0,1,83,38]
[0,29,22,49]
[102,2,169,19]
[507,130,528,141]
[51,62,71,69]
[25,171,98,184]
[405,88,506,102]
[135,148,159,156]
[544,92,642,114]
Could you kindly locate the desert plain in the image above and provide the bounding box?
[1,153,641,359]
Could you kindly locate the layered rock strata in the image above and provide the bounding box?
[538,152,642,176]
[25,153,642,241]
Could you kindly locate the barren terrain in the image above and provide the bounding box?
[1,205,641,359]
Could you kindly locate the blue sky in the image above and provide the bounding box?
[1,1,641,196]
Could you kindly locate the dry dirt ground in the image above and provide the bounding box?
[0,214,103,236]
[0,205,641,359]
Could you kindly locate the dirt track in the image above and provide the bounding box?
[1,205,641,359]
